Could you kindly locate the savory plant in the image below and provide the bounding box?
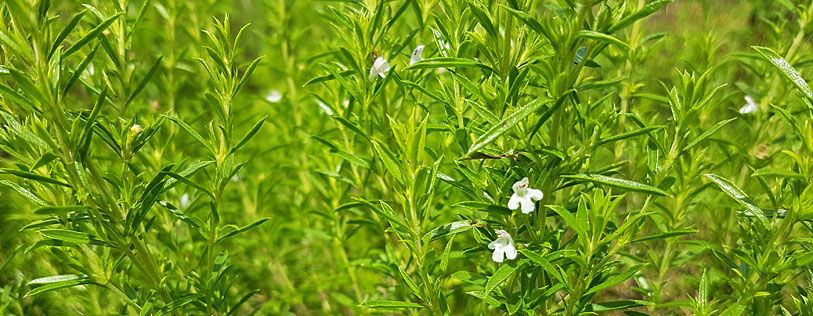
[0,0,812,315]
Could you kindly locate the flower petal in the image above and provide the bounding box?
[507,193,521,210]
[504,244,517,260]
[527,188,544,201]
[368,57,391,81]
[512,177,529,192]
[520,197,535,214]
[492,247,505,263]
[410,44,425,66]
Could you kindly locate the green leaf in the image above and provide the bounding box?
[217,218,269,243]
[28,274,87,285]
[560,174,667,196]
[683,118,737,152]
[126,56,163,107]
[590,300,651,312]
[372,141,404,184]
[630,229,696,243]
[77,87,107,162]
[25,274,90,297]
[439,234,455,276]
[230,116,266,154]
[519,249,564,283]
[719,303,746,316]
[159,294,204,315]
[34,205,87,216]
[164,160,212,189]
[752,167,806,180]
[360,300,424,309]
[332,149,370,169]
[548,205,588,244]
[397,266,424,301]
[596,125,664,146]
[226,289,260,316]
[450,270,487,287]
[49,10,87,58]
[63,13,122,58]
[578,30,629,49]
[158,201,201,230]
[304,69,355,86]
[162,172,214,199]
[468,2,497,37]
[584,264,645,295]
[0,168,71,187]
[454,201,512,216]
[424,220,483,241]
[64,43,100,94]
[467,99,546,156]
[235,56,264,95]
[165,115,215,156]
[0,180,47,205]
[485,259,525,294]
[405,57,492,72]
[331,116,369,141]
[608,0,672,33]
[38,229,91,244]
[704,174,768,226]
[752,46,813,100]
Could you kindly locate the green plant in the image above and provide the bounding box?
[1,0,813,315]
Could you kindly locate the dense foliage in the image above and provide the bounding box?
[1,0,813,315]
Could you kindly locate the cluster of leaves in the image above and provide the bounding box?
[0,0,812,315]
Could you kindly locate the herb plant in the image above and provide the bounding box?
[1,0,812,315]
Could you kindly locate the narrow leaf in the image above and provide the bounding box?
[560,174,667,196]
[704,174,768,226]
[753,46,813,99]
[467,99,546,156]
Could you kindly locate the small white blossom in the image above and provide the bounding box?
[739,96,757,114]
[180,193,190,208]
[266,90,282,103]
[368,57,391,81]
[488,230,517,263]
[508,177,543,214]
[409,44,425,66]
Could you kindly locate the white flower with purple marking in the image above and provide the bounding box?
[410,44,425,65]
[488,230,517,263]
[508,177,543,214]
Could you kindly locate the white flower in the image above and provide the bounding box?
[266,90,282,103]
[488,229,517,263]
[180,193,190,208]
[739,96,757,114]
[368,57,391,81]
[409,44,425,66]
[508,177,543,214]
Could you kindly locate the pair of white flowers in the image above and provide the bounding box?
[367,44,425,81]
[489,177,545,263]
